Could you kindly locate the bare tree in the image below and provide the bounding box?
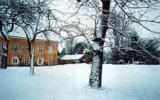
[65,37,77,54]
[0,0,35,69]
[16,0,60,75]
[87,0,111,88]
[74,0,160,89]
[109,11,133,63]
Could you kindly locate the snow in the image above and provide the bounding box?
[0,64,160,100]
[157,46,160,51]
[60,54,84,60]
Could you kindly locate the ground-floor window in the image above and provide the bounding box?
[12,57,19,65]
[48,58,53,65]
[37,58,44,65]
[24,57,30,65]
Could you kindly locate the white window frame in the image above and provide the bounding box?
[38,46,44,53]
[24,44,29,51]
[2,41,7,49]
[53,44,57,48]
[13,43,19,51]
[12,57,19,65]
[37,58,44,65]
[24,57,30,65]
[48,46,53,54]
[48,58,52,65]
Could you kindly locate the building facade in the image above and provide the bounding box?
[0,36,58,66]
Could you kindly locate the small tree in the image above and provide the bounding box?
[65,38,76,54]
[17,0,59,75]
[0,0,34,69]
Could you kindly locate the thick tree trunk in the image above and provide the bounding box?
[0,19,9,69]
[89,48,103,88]
[30,42,35,75]
[19,57,22,66]
[89,0,111,88]
[1,40,9,69]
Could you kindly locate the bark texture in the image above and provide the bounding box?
[89,0,111,88]
[1,40,9,69]
[29,42,35,75]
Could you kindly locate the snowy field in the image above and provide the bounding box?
[0,64,160,100]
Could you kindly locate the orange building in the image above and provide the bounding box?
[0,36,58,66]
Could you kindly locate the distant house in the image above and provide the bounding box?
[0,36,58,66]
[58,54,90,64]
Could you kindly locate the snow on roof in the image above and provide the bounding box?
[60,54,85,60]
[5,26,61,42]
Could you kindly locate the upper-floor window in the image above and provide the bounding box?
[48,46,52,54]
[53,44,57,48]
[1,41,7,49]
[13,43,19,51]
[38,46,44,53]
[24,44,29,51]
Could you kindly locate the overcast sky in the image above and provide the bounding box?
[54,0,160,38]
[8,0,160,52]
[10,0,160,39]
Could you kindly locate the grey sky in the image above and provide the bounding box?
[54,0,160,39]
[7,0,160,52]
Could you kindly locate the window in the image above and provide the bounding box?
[48,58,52,65]
[37,58,44,65]
[24,57,30,65]
[12,57,19,64]
[24,44,29,51]
[53,44,57,48]
[2,41,7,49]
[38,46,44,53]
[48,46,52,53]
[13,43,19,51]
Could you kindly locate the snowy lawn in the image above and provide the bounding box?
[0,64,160,100]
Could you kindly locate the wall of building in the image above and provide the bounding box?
[0,36,58,66]
[34,40,58,66]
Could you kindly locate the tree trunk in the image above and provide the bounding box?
[89,0,111,88]
[89,48,103,88]
[19,57,22,66]
[1,40,9,69]
[0,19,9,69]
[30,42,35,75]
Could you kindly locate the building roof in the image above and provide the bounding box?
[0,35,58,43]
[60,54,85,61]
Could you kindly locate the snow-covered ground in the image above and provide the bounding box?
[0,64,160,100]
